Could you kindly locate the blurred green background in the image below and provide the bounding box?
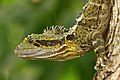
[0,0,96,80]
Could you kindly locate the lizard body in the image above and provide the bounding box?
[15,0,111,61]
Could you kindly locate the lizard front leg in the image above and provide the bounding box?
[89,31,106,57]
[89,31,108,70]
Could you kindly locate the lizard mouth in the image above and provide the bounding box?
[15,44,81,61]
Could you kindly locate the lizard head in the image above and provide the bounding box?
[15,26,83,61]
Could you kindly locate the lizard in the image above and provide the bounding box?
[14,0,111,61]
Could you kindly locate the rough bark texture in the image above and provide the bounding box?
[94,0,120,80]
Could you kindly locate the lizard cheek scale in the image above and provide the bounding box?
[15,0,111,61]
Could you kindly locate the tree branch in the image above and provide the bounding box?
[94,0,120,80]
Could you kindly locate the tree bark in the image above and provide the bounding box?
[94,0,120,80]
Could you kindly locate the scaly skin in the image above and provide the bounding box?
[14,0,111,61]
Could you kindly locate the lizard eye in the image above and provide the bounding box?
[27,36,33,43]
[28,39,33,43]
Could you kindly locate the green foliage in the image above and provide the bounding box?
[0,0,96,80]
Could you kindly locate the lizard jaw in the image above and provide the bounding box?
[14,44,64,60]
[15,44,82,61]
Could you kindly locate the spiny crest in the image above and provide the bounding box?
[43,25,69,35]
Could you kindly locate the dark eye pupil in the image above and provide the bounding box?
[28,39,33,43]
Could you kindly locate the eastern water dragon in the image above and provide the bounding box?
[15,0,111,62]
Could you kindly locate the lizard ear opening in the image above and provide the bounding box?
[66,35,75,40]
